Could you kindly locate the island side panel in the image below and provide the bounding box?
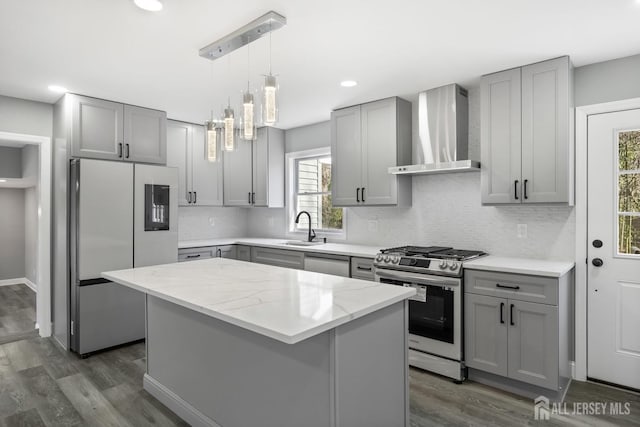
[145,295,333,427]
[333,300,409,427]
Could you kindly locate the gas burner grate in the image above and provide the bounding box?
[380,246,452,256]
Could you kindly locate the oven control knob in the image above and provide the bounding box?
[449,262,459,271]
[439,260,447,269]
[391,256,400,264]
[375,254,383,262]
[384,255,390,263]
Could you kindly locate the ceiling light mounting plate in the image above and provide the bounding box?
[199,11,286,61]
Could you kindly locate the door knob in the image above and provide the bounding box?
[592,240,603,248]
[592,258,604,267]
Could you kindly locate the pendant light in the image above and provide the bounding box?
[262,24,279,126]
[206,118,218,162]
[223,99,236,151]
[242,41,256,140]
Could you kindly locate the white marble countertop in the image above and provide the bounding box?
[464,256,575,277]
[178,238,380,258]
[103,258,414,344]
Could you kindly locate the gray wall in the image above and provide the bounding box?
[574,53,640,107]
[0,95,53,137]
[23,145,38,285]
[0,189,26,280]
[0,147,23,178]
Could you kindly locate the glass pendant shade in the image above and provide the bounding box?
[262,74,278,126]
[206,121,218,162]
[223,108,235,151]
[242,92,256,140]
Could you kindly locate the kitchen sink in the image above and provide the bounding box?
[284,240,325,247]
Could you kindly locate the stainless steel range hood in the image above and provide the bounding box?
[389,84,479,175]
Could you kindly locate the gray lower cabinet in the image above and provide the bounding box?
[236,245,251,262]
[350,257,375,281]
[250,246,304,270]
[178,245,236,262]
[464,269,572,397]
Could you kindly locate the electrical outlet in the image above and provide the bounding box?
[368,220,379,233]
[208,217,215,227]
[517,224,528,238]
[268,217,275,227]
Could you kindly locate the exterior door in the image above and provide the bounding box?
[331,106,362,206]
[587,109,640,390]
[464,293,508,376]
[361,98,397,205]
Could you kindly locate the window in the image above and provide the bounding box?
[287,149,344,236]
[617,130,640,255]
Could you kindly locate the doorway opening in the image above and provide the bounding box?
[0,132,51,343]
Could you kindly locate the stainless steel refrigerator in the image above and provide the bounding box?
[69,158,178,357]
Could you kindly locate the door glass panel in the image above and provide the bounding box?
[617,130,640,256]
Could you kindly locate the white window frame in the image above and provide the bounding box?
[286,148,346,240]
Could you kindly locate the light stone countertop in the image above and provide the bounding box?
[178,238,381,258]
[463,256,575,277]
[103,258,415,344]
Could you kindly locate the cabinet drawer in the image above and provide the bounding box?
[178,247,214,262]
[464,270,558,305]
[236,245,251,262]
[250,247,304,270]
[350,257,375,280]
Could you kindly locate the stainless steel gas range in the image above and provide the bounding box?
[373,246,486,382]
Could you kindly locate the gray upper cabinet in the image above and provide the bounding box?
[166,120,223,206]
[124,105,167,164]
[331,97,412,207]
[481,56,573,205]
[223,127,284,208]
[68,94,167,165]
[71,95,124,161]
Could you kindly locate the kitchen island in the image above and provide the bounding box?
[103,258,415,427]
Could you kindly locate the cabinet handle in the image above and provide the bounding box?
[252,192,255,205]
[514,180,519,200]
[248,192,251,204]
[356,188,360,203]
[510,304,515,326]
[362,187,365,203]
[187,192,192,204]
[500,302,505,324]
[357,266,372,271]
[118,143,123,158]
[193,191,197,204]
[496,283,520,290]
[186,254,201,259]
[216,248,222,257]
[125,143,130,159]
[523,179,528,200]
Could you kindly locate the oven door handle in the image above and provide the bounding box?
[375,269,460,287]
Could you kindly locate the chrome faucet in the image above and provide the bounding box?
[295,211,316,242]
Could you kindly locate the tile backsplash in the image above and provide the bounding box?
[178,207,249,241]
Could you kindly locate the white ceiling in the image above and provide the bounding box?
[1,0,639,129]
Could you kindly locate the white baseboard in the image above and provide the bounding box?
[143,374,221,427]
[0,277,37,292]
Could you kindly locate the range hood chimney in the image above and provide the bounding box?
[389,83,480,175]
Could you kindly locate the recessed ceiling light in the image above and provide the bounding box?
[340,80,358,88]
[48,85,68,93]
[134,0,163,11]
[0,179,7,183]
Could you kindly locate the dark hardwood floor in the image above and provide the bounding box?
[0,284,37,339]
[0,336,638,426]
